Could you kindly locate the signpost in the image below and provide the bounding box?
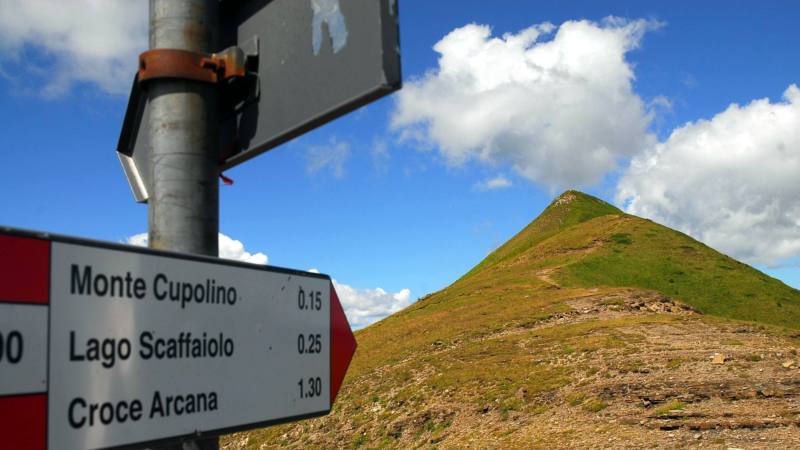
[0,229,357,450]
[5,1,402,448]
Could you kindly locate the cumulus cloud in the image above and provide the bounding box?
[617,84,800,265]
[308,269,412,329]
[392,18,660,191]
[306,137,350,179]
[0,0,147,96]
[127,233,268,265]
[474,175,512,191]
[332,280,412,329]
[218,234,269,264]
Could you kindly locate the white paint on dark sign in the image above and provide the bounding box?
[311,0,348,55]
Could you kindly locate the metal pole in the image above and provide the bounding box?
[147,1,219,449]
[148,0,219,257]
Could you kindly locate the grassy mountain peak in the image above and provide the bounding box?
[466,190,622,276]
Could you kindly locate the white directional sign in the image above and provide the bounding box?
[0,229,356,450]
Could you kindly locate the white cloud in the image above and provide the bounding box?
[649,95,673,112]
[392,18,660,191]
[475,175,512,191]
[218,234,268,265]
[617,84,800,265]
[127,233,268,265]
[332,280,412,329]
[306,137,350,179]
[0,0,147,96]
[126,232,148,248]
[309,269,412,328]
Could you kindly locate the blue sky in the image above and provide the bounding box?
[1,1,799,328]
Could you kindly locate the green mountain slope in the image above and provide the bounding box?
[459,189,800,329]
[225,190,800,450]
[471,190,800,329]
[559,216,800,329]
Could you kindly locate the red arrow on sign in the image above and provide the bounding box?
[330,284,357,404]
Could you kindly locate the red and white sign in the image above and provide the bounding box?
[0,229,356,450]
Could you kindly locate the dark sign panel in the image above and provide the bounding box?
[219,0,401,169]
[118,0,401,202]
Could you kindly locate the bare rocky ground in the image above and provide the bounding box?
[517,300,800,449]
[223,290,800,449]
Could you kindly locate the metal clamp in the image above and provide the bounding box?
[118,38,259,203]
[138,46,248,84]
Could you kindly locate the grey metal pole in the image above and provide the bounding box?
[148,0,219,257]
[147,1,219,449]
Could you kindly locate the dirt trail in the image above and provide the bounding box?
[535,267,561,288]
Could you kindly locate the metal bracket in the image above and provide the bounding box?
[116,38,260,203]
[138,46,249,84]
[220,36,260,115]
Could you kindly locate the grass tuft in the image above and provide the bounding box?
[653,400,686,416]
[582,399,609,413]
